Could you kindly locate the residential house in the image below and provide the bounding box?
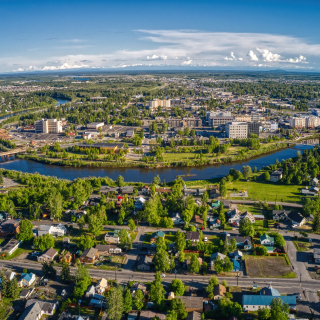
[310,178,319,186]
[131,282,147,296]
[231,250,243,260]
[171,213,184,225]
[19,288,33,299]
[242,287,296,312]
[37,248,58,263]
[120,186,134,194]
[210,252,227,269]
[272,210,291,221]
[141,186,151,196]
[209,188,220,199]
[287,211,306,227]
[260,234,274,246]
[225,235,252,250]
[104,230,120,243]
[241,211,255,223]
[301,186,319,195]
[95,278,108,294]
[228,209,255,225]
[213,284,226,300]
[186,231,200,243]
[186,311,201,320]
[176,296,203,312]
[95,244,122,256]
[100,186,119,194]
[139,311,166,320]
[3,269,16,281]
[0,238,21,255]
[85,285,96,298]
[63,237,70,247]
[269,169,283,182]
[135,197,146,211]
[231,259,241,271]
[18,301,42,320]
[35,224,67,237]
[211,200,220,208]
[19,273,36,287]
[59,250,72,264]
[183,188,206,196]
[306,214,314,221]
[0,219,20,238]
[80,248,99,264]
[207,216,220,229]
[25,300,59,317]
[137,255,152,271]
[314,248,320,264]
[150,231,165,244]
[192,215,203,225]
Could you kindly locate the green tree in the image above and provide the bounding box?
[150,273,165,307]
[189,255,200,273]
[47,189,63,220]
[17,219,34,241]
[61,261,72,283]
[206,276,219,294]
[123,288,133,313]
[42,261,57,279]
[223,257,233,273]
[128,219,136,231]
[263,171,270,181]
[242,165,252,179]
[107,285,124,320]
[258,307,271,320]
[313,213,320,232]
[119,229,131,248]
[219,179,227,198]
[116,175,125,187]
[78,234,95,250]
[214,256,223,274]
[34,234,54,251]
[230,238,237,251]
[175,231,186,252]
[0,171,3,185]
[88,214,103,237]
[171,298,188,319]
[269,297,290,320]
[1,271,7,297]
[171,279,186,296]
[133,289,144,311]
[29,202,41,220]
[201,191,209,204]
[7,278,19,299]
[154,250,171,272]
[239,218,255,237]
[74,263,91,298]
[155,236,167,253]
[77,215,86,229]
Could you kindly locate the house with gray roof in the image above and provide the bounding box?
[18,301,42,320]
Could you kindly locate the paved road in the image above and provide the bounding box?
[223,200,303,208]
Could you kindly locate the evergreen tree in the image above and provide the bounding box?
[107,285,124,320]
[61,262,72,283]
[123,288,133,313]
[0,171,3,185]
[313,213,320,232]
[133,289,144,311]
[8,278,19,299]
[1,271,7,297]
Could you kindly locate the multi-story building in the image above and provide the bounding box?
[270,122,279,131]
[208,116,234,127]
[225,122,248,139]
[248,122,260,136]
[87,122,104,130]
[289,117,305,129]
[306,117,320,129]
[235,115,252,122]
[167,117,202,128]
[251,113,260,123]
[149,99,171,110]
[206,111,231,120]
[35,119,62,133]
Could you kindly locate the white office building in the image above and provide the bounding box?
[35,119,62,133]
[225,122,248,139]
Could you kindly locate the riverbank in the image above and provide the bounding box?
[19,142,290,169]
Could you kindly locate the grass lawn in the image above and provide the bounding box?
[129,231,138,241]
[163,152,196,162]
[165,233,176,245]
[293,240,312,252]
[226,180,302,203]
[88,255,125,270]
[209,236,221,246]
[237,205,265,217]
[245,256,296,278]
[143,232,152,244]
[69,307,96,317]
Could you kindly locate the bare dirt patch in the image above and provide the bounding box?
[245,256,296,278]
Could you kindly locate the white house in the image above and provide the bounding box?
[171,213,184,225]
[309,178,319,187]
[35,224,67,237]
[232,250,243,260]
[228,209,255,225]
[269,169,283,182]
[19,273,36,287]
[260,234,275,246]
[96,278,108,294]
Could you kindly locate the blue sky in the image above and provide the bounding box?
[2,0,320,73]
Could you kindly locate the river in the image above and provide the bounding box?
[0,98,70,121]
[0,145,313,183]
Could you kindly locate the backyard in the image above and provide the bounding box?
[245,256,296,278]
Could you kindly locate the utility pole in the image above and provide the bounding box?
[237,272,239,287]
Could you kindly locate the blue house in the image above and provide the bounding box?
[231,259,240,271]
[242,295,296,312]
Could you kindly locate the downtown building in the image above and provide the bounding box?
[225,122,259,139]
[149,99,171,110]
[35,119,63,133]
[167,117,202,128]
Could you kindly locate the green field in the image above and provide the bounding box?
[163,153,196,162]
[226,180,302,203]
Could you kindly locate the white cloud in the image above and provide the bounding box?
[7,30,320,72]
[13,63,88,72]
[247,50,259,61]
[147,54,167,60]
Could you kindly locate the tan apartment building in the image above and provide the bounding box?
[149,99,171,110]
[306,117,320,129]
[35,119,62,133]
[168,117,202,128]
[225,122,248,139]
[235,115,252,122]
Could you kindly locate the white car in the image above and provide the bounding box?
[161,273,166,278]
[61,289,67,297]
[204,237,208,242]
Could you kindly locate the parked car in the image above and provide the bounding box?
[161,274,166,278]
[309,238,312,243]
[293,293,302,300]
[204,237,208,242]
